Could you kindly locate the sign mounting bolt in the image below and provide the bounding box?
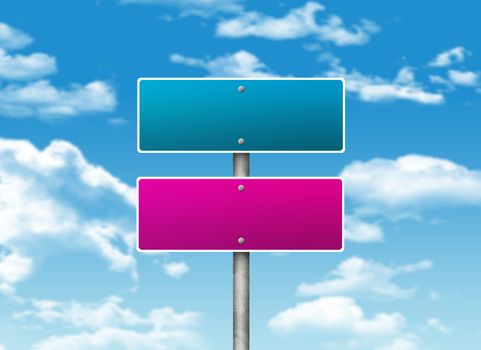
[238,138,245,145]
[238,237,245,244]
[238,184,245,192]
[238,85,245,93]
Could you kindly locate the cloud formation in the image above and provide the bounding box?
[0,138,137,295]
[341,154,481,215]
[0,49,57,80]
[163,261,190,278]
[429,47,469,67]
[447,69,479,87]
[297,256,432,299]
[14,296,201,350]
[0,249,33,295]
[0,80,116,118]
[375,336,419,350]
[0,22,33,50]
[170,50,274,77]
[269,296,405,335]
[0,23,116,119]
[426,318,450,334]
[326,64,444,105]
[216,2,380,46]
[345,216,383,243]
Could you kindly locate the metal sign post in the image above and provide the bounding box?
[233,153,250,350]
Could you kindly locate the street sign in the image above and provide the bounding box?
[138,78,344,153]
[137,177,343,252]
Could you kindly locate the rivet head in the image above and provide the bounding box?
[238,138,245,145]
[238,237,245,244]
[238,85,245,93]
[238,184,245,192]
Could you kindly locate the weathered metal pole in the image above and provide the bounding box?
[233,152,250,350]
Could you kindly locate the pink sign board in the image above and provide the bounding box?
[137,178,343,252]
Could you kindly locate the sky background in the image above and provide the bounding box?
[1,1,481,349]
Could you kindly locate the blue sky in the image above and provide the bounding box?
[1,1,481,349]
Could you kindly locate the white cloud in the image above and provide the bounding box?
[0,22,33,50]
[448,69,479,86]
[429,75,454,90]
[394,67,415,85]
[163,262,190,279]
[375,336,418,350]
[216,2,380,46]
[217,2,326,40]
[0,249,33,295]
[0,49,57,80]
[0,80,116,118]
[84,222,136,273]
[429,47,468,67]
[297,256,432,299]
[0,344,6,350]
[327,64,444,104]
[345,216,383,243]
[341,154,481,215]
[0,138,137,294]
[15,296,201,350]
[170,50,274,77]
[268,296,405,336]
[14,296,143,328]
[120,0,242,17]
[426,318,450,334]
[0,23,116,120]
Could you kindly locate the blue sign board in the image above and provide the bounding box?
[138,78,344,153]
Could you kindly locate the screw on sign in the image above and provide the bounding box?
[137,78,345,350]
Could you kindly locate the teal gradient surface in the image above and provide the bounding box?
[138,79,344,152]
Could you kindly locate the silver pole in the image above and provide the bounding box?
[233,153,250,350]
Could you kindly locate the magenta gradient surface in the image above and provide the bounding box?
[137,178,343,251]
